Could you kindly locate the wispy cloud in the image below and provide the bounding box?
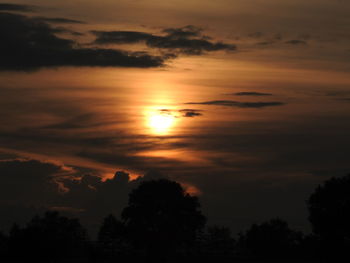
[285,40,307,45]
[185,100,285,108]
[231,92,273,96]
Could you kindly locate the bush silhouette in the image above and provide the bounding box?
[121,179,206,257]
[0,231,7,257]
[240,218,302,259]
[7,211,87,260]
[203,226,235,256]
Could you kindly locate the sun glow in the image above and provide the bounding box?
[147,110,176,135]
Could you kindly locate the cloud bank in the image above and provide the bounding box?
[0,11,166,71]
[0,3,34,12]
[0,4,236,71]
[92,25,236,55]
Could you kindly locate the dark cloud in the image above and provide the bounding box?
[36,17,86,24]
[0,12,165,71]
[285,40,307,45]
[92,31,155,44]
[179,109,203,117]
[274,33,283,40]
[256,41,275,46]
[0,159,71,205]
[241,32,312,49]
[185,100,285,108]
[336,98,350,101]
[92,25,236,55]
[158,108,203,118]
[0,3,34,12]
[162,25,203,39]
[232,92,273,96]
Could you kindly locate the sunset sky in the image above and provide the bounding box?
[1,0,350,235]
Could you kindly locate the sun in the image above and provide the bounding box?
[147,110,176,135]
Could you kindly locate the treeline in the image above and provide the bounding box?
[0,175,350,262]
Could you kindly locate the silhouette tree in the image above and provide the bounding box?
[0,231,7,257]
[203,226,235,256]
[6,223,26,259]
[7,211,88,261]
[307,174,350,259]
[98,214,128,256]
[121,179,206,258]
[240,218,302,259]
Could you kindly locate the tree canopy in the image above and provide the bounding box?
[307,174,350,259]
[307,174,350,241]
[121,179,206,254]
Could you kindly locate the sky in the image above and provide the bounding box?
[1,0,350,236]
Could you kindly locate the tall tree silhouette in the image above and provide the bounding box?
[121,179,206,258]
[307,174,350,259]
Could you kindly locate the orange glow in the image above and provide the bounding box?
[149,113,175,134]
[146,108,177,135]
[180,182,202,196]
[102,171,141,181]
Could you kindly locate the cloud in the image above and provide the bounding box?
[337,98,350,101]
[43,113,125,130]
[179,109,203,117]
[92,31,154,44]
[232,92,273,96]
[0,12,165,71]
[0,8,235,71]
[35,17,85,24]
[162,25,202,38]
[92,25,236,55]
[235,31,313,50]
[0,158,74,205]
[0,3,34,12]
[185,100,285,108]
[256,41,275,46]
[156,108,203,118]
[285,40,307,45]
[159,108,203,118]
